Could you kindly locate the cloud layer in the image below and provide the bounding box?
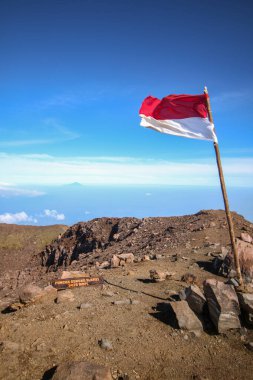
[0,212,37,224]
[0,209,65,224]
[0,153,253,187]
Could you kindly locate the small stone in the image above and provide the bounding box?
[150,269,174,282]
[241,233,253,244]
[126,270,135,276]
[50,360,113,380]
[117,253,135,263]
[19,284,57,305]
[61,271,85,279]
[110,255,120,268]
[237,292,253,325]
[245,342,253,352]
[112,299,131,306]
[0,341,23,352]
[98,338,113,351]
[130,299,140,305]
[56,290,75,304]
[102,291,114,297]
[142,255,150,261]
[19,284,43,304]
[97,261,111,269]
[79,303,92,309]
[181,273,197,285]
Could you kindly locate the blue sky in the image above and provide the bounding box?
[0,0,253,224]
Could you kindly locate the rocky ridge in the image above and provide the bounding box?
[40,210,253,273]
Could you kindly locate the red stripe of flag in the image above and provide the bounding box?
[139,94,209,120]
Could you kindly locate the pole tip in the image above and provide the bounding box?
[204,86,208,94]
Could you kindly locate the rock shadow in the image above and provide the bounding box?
[196,260,216,274]
[150,302,179,328]
[41,366,57,380]
[137,278,154,284]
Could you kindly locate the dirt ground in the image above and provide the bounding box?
[0,211,253,380]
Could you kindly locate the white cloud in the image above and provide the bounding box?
[0,185,45,198]
[145,192,152,196]
[0,119,79,148]
[84,210,91,215]
[43,209,65,221]
[0,154,253,187]
[0,212,37,224]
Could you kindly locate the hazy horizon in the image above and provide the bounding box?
[0,184,252,226]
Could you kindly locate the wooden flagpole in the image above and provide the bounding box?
[204,86,243,286]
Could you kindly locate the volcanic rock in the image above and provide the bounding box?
[220,239,253,282]
[149,269,174,282]
[180,285,206,314]
[56,290,75,304]
[19,284,57,305]
[241,232,253,244]
[169,300,203,335]
[110,255,120,268]
[203,279,241,333]
[50,360,112,380]
[237,292,253,325]
[98,338,113,351]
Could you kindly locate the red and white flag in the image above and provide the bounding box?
[139,93,217,142]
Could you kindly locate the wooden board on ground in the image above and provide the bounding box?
[52,276,104,289]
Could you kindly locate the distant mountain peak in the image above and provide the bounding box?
[64,182,83,187]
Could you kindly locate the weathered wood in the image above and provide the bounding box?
[52,276,104,289]
[204,86,243,286]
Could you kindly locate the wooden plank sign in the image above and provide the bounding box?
[52,276,104,289]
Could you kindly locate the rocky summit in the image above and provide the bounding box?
[1,209,253,380]
[40,210,253,273]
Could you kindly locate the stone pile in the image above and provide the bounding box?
[218,233,253,282]
[169,279,253,334]
[97,253,135,269]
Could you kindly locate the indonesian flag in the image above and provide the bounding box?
[139,93,217,142]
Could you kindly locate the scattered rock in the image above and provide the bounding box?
[112,299,131,306]
[130,299,140,305]
[241,232,253,244]
[150,269,174,282]
[181,273,197,285]
[169,300,203,335]
[237,292,253,325]
[19,284,43,304]
[180,285,206,314]
[79,303,93,309]
[142,255,150,261]
[98,338,113,351]
[245,342,253,352]
[0,340,23,352]
[61,271,86,279]
[102,291,115,297]
[50,360,112,380]
[203,279,241,333]
[56,290,75,304]
[97,261,111,270]
[117,253,135,263]
[220,239,253,281]
[110,255,120,268]
[19,284,57,305]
